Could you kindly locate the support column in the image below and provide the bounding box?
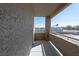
[45,16,51,40]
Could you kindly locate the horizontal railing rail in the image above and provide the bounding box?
[51,33,79,41]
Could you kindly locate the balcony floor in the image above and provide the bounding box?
[29,40,62,56]
[29,41,43,56]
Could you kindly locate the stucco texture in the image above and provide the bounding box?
[0,4,33,56]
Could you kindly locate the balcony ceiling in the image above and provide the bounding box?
[32,3,70,17]
[0,3,70,17]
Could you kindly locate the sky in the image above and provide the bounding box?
[34,17,45,28]
[34,3,79,28]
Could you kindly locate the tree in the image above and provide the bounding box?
[55,24,58,27]
[75,26,79,30]
[65,25,72,30]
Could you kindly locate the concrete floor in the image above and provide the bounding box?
[29,40,62,56]
[29,40,44,56]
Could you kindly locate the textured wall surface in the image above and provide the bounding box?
[0,4,33,56]
[34,33,45,40]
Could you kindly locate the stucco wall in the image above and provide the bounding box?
[0,4,33,56]
[34,33,45,40]
[49,34,79,56]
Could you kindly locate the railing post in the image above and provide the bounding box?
[45,16,51,40]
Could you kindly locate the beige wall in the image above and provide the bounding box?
[45,16,51,40]
[0,4,33,56]
[34,33,45,40]
[49,34,79,56]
